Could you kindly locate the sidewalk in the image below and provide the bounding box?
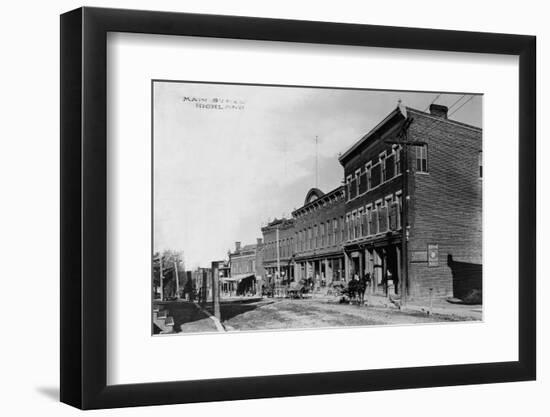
[402,298,482,320]
[158,300,220,333]
[363,294,482,320]
[322,293,482,321]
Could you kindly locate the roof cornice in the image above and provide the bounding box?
[338,106,406,165]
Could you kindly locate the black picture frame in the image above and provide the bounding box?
[60,6,536,410]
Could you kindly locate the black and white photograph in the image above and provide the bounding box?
[152,81,483,335]
[1,0,542,413]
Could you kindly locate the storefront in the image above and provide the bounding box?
[294,254,345,289]
[344,235,402,296]
[220,273,258,297]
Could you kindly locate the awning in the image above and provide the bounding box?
[220,274,255,283]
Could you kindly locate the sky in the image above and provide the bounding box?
[153,82,482,269]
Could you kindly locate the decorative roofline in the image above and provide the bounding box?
[292,185,345,217]
[261,217,295,232]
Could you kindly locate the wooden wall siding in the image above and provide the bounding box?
[407,109,482,300]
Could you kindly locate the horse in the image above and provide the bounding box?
[356,274,370,305]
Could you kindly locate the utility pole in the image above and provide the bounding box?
[159,255,164,302]
[174,259,180,299]
[401,144,409,304]
[276,226,281,291]
[211,261,220,320]
[385,136,426,306]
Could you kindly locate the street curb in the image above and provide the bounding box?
[193,302,226,332]
[400,303,482,320]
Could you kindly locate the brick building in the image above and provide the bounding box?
[261,218,295,285]
[338,103,482,300]
[228,241,263,295]
[292,186,346,289]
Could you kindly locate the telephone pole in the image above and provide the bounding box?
[159,255,164,302]
[276,226,281,283]
[315,135,319,188]
[174,259,180,299]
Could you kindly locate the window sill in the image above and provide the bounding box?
[346,173,403,202]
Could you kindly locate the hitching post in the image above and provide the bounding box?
[211,261,221,320]
[201,269,207,308]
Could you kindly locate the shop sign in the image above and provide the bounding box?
[428,244,439,267]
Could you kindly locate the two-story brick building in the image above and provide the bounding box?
[338,103,482,300]
[292,186,346,289]
[228,241,263,295]
[261,218,295,285]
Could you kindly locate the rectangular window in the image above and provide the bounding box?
[366,205,372,235]
[359,208,365,236]
[366,163,372,191]
[340,216,345,242]
[380,153,387,182]
[394,146,402,175]
[376,201,383,233]
[313,224,318,248]
[379,202,388,232]
[346,175,352,200]
[359,170,367,194]
[415,144,428,172]
[396,192,403,229]
[385,196,393,231]
[372,207,379,234]
[350,176,358,199]
[371,163,382,188]
[333,218,338,245]
[385,153,395,180]
[355,169,361,195]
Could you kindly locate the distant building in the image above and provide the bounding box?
[338,103,482,300]
[292,186,346,289]
[261,218,295,284]
[190,267,212,301]
[217,259,231,279]
[228,241,261,295]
